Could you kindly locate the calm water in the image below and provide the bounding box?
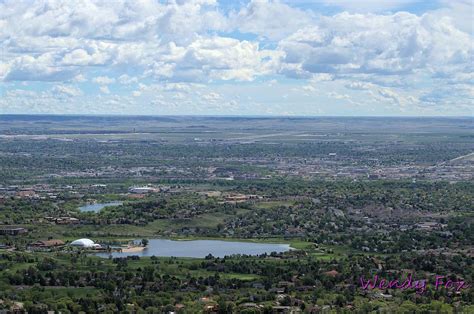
[78,201,123,213]
[95,239,291,258]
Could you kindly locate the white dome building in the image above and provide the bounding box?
[70,238,101,248]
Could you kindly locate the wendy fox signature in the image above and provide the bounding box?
[360,274,470,295]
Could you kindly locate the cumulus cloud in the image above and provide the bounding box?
[93,76,116,85]
[0,0,230,83]
[202,92,221,102]
[142,36,282,82]
[0,0,225,42]
[345,80,418,107]
[230,0,314,40]
[319,0,424,13]
[0,62,11,81]
[2,1,470,85]
[0,0,472,115]
[5,55,77,82]
[278,12,472,78]
[99,86,110,94]
[61,46,112,66]
[52,85,83,97]
[118,74,138,85]
[72,74,87,83]
[433,0,473,34]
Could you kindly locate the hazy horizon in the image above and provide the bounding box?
[1,113,473,118]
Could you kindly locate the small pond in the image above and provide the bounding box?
[78,201,123,213]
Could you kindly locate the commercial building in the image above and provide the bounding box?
[70,238,101,249]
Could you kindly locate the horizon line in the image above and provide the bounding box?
[0,113,472,119]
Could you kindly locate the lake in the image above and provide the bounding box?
[78,201,123,213]
[95,239,291,258]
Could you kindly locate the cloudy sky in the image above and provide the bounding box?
[0,0,472,116]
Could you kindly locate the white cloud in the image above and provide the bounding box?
[0,0,230,83]
[202,92,221,102]
[0,0,225,43]
[118,74,138,85]
[432,0,473,34]
[61,46,112,66]
[93,76,116,85]
[52,85,83,97]
[345,80,418,107]
[99,86,110,94]
[230,0,314,40]
[145,36,283,82]
[279,11,472,79]
[319,0,423,13]
[5,54,77,81]
[302,85,316,92]
[72,74,87,83]
[0,62,10,80]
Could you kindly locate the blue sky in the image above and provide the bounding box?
[0,0,472,116]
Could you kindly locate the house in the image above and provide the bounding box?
[30,239,65,248]
[55,217,80,225]
[239,303,261,310]
[127,193,146,199]
[272,306,301,313]
[203,304,218,313]
[416,222,445,231]
[200,191,222,198]
[252,282,265,289]
[0,227,28,236]
[174,304,185,311]
[324,270,339,277]
[269,287,285,294]
[16,190,38,198]
[45,217,80,225]
[128,186,157,194]
[225,194,249,203]
[278,281,295,288]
